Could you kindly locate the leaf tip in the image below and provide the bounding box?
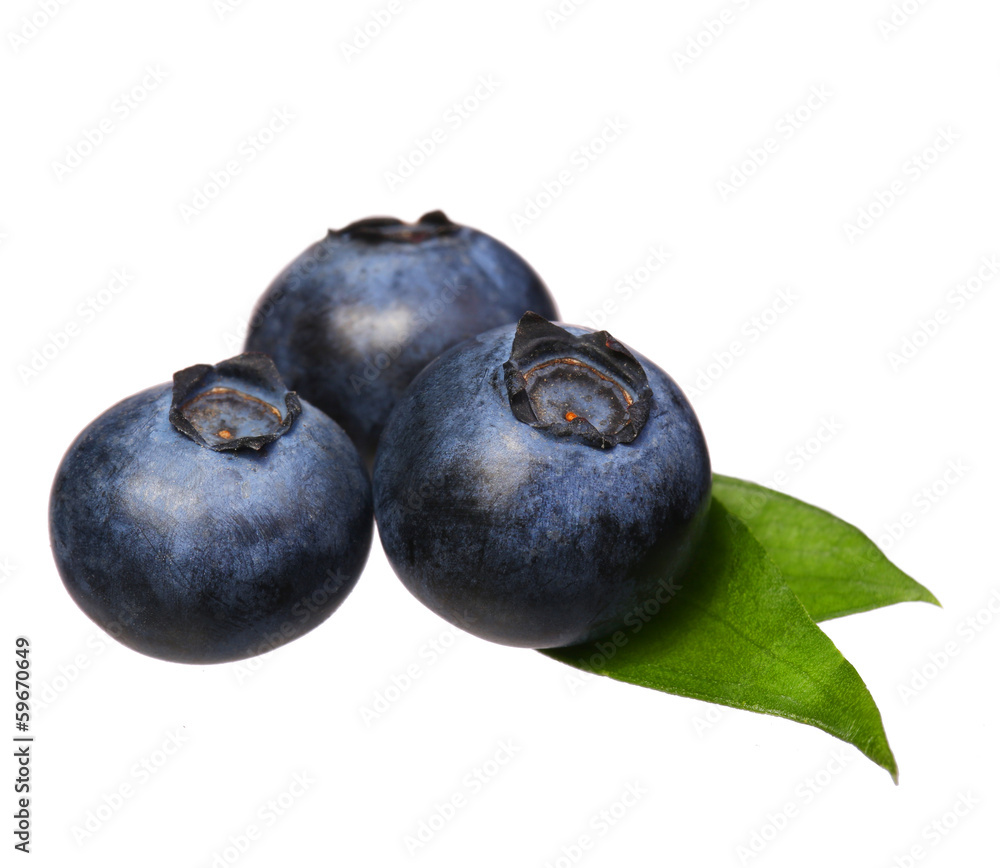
[878,746,900,785]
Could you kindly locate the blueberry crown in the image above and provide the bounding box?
[169,353,301,452]
[334,210,458,244]
[502,312,652,449]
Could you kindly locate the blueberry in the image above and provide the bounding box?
[49,353,373,664]
[372,313,712,649]
[244,210,558,466]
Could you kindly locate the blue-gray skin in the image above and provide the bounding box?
[49,354,373,664]
[244,211,558,467]
[372,314,712,649]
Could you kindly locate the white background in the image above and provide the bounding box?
[2,1,998,865]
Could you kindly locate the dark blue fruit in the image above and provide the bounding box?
[373,313,712,649]
[244,210,558,466]
[49,353,373,664]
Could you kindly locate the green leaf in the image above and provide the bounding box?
[711,474,940,622]
[543,499,899,781]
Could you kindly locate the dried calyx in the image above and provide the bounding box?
[169,353,301,451]
[502,312,652,449]
[335,210,458,244]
